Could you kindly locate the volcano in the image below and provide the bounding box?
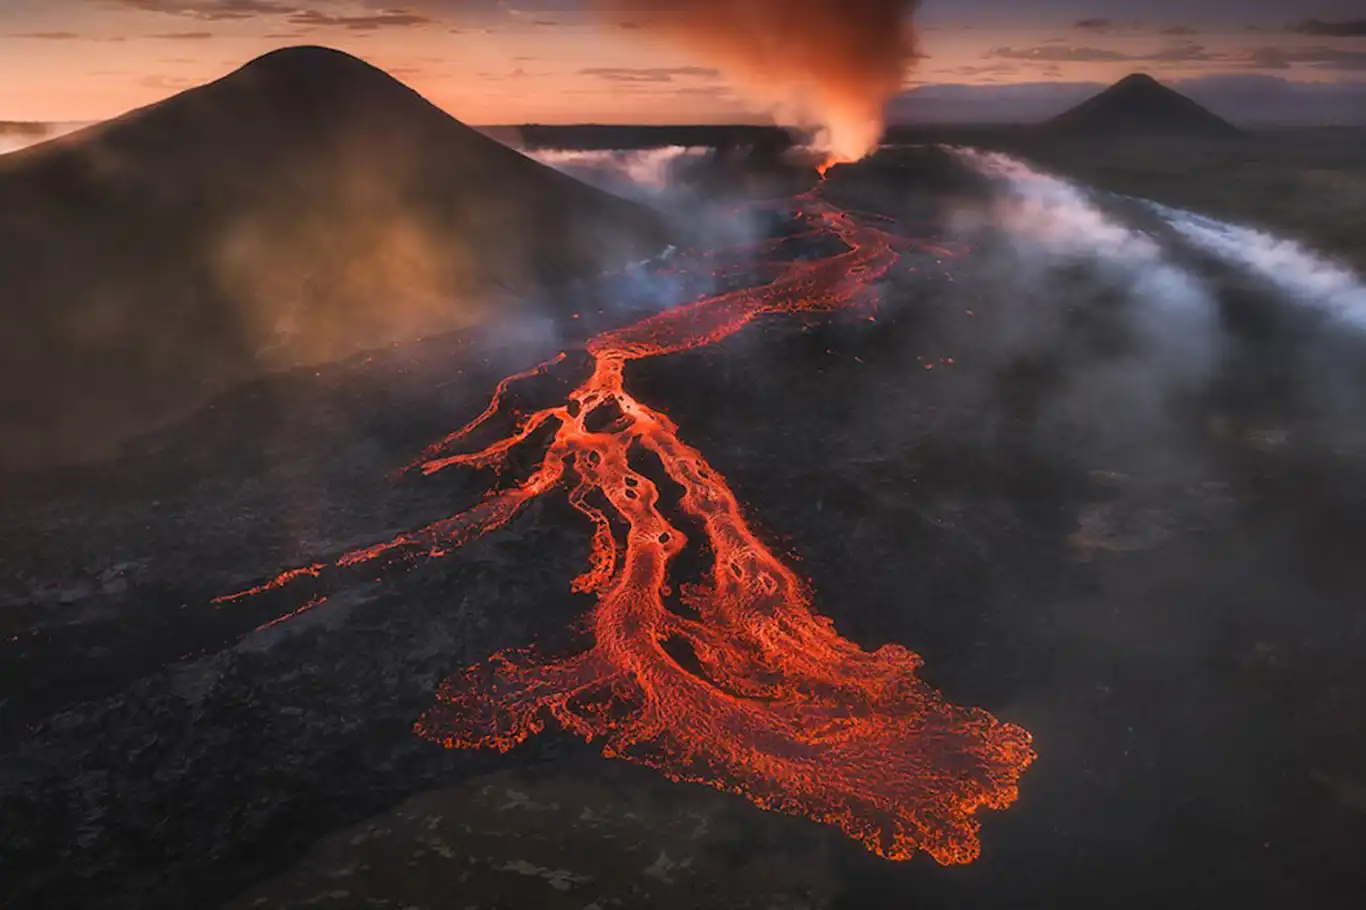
[1044,72,1245,139]
[0,46,668,470]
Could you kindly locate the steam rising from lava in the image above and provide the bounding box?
[590,0,922,163]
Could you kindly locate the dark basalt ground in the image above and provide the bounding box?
[3,162,1366,910]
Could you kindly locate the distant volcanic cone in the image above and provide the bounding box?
[0,46,668,469]
[590,0,923,164]
[1044,72,1245,140]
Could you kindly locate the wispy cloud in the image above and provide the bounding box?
[988,45,1131,63]
[110,0,295,19]
[287,9,432,30]
[578,66,720,83]
[1073,18,1113,33]
[8,31,83,40]
[1237,45,1366,72]
[1286,18,1366,37]
[987,42,1221,64]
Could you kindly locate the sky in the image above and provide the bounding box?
[0,1,1364,126]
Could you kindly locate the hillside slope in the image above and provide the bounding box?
[0,46,668,469]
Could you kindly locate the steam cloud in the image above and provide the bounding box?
[934,148,1220,474]
[590,0,922,163]
[1144,201,1366,330]
[526,145,712,196]
[520,143,763,317]
[0,122,83,156]
[949,148,1217,381]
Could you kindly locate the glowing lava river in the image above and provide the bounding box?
[220,179,1035,865]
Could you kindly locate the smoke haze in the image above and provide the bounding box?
[524,145,713,196]
[1145,200,1366,330]
[518,143,767,318]
[941,148,1218,468]
[0,122,84,156]
[589,1,922,163]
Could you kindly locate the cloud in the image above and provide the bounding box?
[987,42,1222,65]
[578,65,720,83]
[149,31,216,39]
[988,45,1131,63]
[1074,18,1113,32]
[110,0,295,18]
[288,10,432,30]
[1145,42,1218,63]
[1287,18,1366,37]
[932,62,1023,78]
[1161,26,1198,36]
[138,73,199,89]
[8,31,132,43]
[1236,45,1366,72]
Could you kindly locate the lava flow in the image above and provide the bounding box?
[222,179,1034,864]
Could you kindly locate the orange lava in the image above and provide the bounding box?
[212,563,326,605]
[219,186,1034,864]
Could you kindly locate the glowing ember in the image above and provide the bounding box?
[220,184,1034,864]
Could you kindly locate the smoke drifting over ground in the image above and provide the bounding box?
[0,122,83,156]
[590,1,922,162]
[525,145,713,197]
[881,145,1366,483]
[925,148,1219,476]
[1145,200,1366,330]
[521,143,768,317]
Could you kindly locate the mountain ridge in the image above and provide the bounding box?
[0,46,670,470]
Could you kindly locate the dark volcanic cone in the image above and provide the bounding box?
[1044,72,1245,140]
[0,46,669,470]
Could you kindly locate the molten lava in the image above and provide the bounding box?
[220,182,1034,864]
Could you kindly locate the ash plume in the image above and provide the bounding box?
[590,0,922,163]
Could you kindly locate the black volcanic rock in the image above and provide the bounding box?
[1044,72,1245,140]
[0,46,669,469]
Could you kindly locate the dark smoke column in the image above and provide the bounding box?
[593,0,922,163]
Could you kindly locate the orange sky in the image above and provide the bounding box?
[1,2,1363,124]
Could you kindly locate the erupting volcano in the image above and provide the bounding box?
[220,175,1034,864]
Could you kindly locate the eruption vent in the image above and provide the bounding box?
[592,0,922,163]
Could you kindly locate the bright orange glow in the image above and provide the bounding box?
[219,183,1034,864]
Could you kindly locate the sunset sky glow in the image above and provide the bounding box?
[1,1,1363,125]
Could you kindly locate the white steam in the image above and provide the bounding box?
[1144,201,1366,330]
[525,146,713,198]
[518,143,763,318]
[0,122,85,157]
[948,148,1217,381]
